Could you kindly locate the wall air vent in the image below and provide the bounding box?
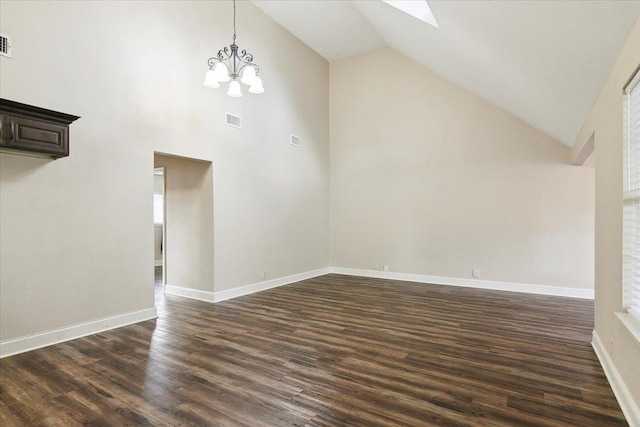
[0,34,12,58]
[290,135,301,148]
[225,113,241,129]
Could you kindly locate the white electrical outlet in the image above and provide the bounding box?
[374,262,379,270]
[262,271,267,280]
[473,269,480,278]
[383,265,389,272]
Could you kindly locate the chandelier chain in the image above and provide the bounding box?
[233,0,237,44]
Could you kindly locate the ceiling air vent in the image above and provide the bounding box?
[290,135,301,148]
[0,34,12,58]
[225,113,241,129]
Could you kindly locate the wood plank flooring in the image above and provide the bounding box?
[0,273,627,426]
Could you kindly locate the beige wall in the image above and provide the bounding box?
[330,47,594,289]
[572,18,640,407]
[0,0,330,342]
[154,154,214,292]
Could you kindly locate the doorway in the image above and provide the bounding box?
[153,167,166,296]
[153,153,215,299]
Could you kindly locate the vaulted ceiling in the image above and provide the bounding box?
[252,0,640,147]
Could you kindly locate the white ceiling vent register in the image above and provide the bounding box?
[225,113,241,129]
[290,135,301,147]
[0,34,12,58]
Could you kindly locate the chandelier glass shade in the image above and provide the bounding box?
[203,0,264,97]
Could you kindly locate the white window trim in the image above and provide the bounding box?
[620,66,640,339]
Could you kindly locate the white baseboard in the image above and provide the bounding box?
[0,307,158,359]
[164,284,216,303]
[213,267,331,302]
[592,330,640,426]
[0,267,594,361]
[165,267,593,304]
[154,260,163,267]
[165,267,332,304]
[329,267,594,299]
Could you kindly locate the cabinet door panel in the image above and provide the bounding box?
[1,115,69,157]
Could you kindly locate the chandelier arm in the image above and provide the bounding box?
[208,55,232,75]
[238,52,254,63]
[238,49,253,61]
[236,62,251,75]
[237,62,259,77]
[207,57,218,68]
[238,55,253,66]
[220,47,232,60]
[222,60,234,75]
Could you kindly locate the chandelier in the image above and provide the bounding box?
[203,0,264,97]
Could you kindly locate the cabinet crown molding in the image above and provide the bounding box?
[0,98,80,159]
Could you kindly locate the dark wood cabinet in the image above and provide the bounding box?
[0,98,80,159]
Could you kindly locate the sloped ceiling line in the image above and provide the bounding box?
[252,0,640,148]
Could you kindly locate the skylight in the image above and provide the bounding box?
[382,0,439,28]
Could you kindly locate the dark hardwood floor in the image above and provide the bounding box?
[0,272,627,426]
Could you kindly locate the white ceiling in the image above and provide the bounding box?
[252,0,640,147]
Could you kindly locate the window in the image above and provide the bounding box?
[154,193,164,225]
[623,67,640,322]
